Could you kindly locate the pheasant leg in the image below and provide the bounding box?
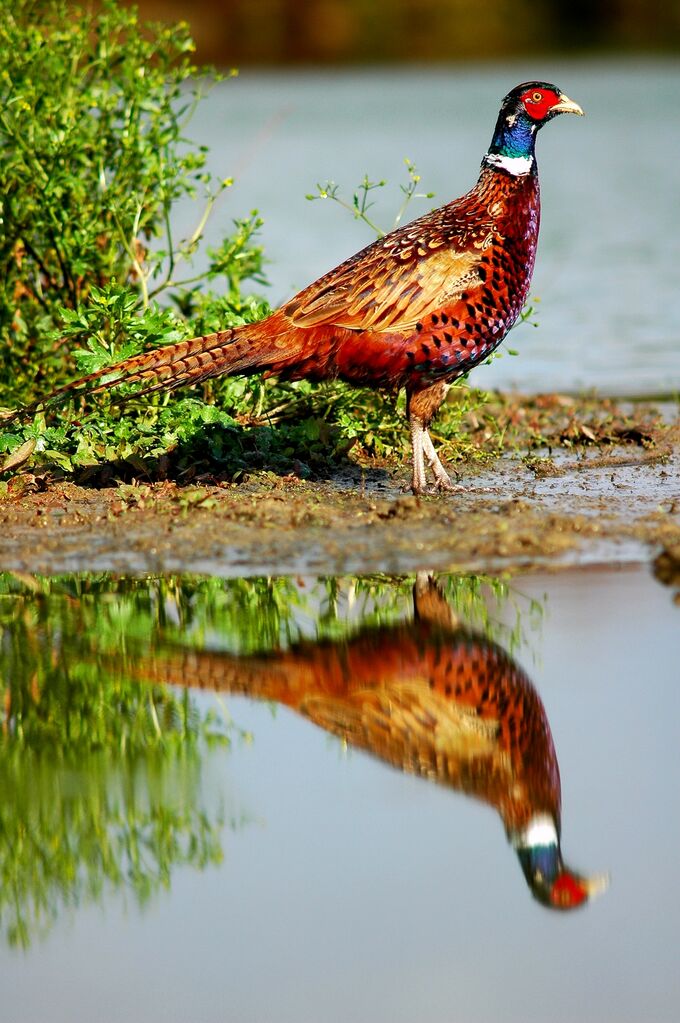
[407,382,455,494]
[422,429,456,491]
[409,415,429,494]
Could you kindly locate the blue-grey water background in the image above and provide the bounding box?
[176,60,680,396]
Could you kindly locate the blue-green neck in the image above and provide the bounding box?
[488,112,537,160]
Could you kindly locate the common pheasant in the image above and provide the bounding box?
[116,574,605,910]
[34,82,583,493]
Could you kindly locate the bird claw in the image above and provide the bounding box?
[437,480,496,495]
[433,475,462,493]
[431,482,465,496]
[410,478,464,497]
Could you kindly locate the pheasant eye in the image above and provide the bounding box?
[532,92,542,102]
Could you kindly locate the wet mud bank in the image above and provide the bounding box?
[0,400,677,580]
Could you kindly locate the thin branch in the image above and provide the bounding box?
[46,227,78,307]
[147,180,229,302]
[16,238,52,313]
[112,207,149,309]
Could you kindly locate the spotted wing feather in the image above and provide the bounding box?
[284,198,495,333]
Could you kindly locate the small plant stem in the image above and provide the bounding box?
[112,208,149,309]
[337,196,383,237]
[147,182,227,301]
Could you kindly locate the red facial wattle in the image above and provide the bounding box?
[550,871,589,909]
[520,88,561,121]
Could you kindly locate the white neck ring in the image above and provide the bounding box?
[513,814,558,849]
[484,153,533,176]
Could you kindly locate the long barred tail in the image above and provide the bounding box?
[9,312,301,421]
[86,323,275,396]
[105,648,296,706]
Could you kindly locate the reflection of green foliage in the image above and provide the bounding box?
[0,575,234,753]
[0,574,240,950]
[0,751,225,949]
[0,571,543,685]
[312,574,542,654]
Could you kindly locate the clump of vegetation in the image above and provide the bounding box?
[0,571,238,949]
[0,0,270,478]
[0,0,494,486]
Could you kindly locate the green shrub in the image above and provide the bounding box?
[0,1,269,395]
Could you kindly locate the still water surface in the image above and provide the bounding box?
[1,565,678,1021]
[178,60,680,396]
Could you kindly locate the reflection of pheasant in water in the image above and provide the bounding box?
[124,575,606,910]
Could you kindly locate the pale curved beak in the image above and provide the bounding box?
[554,94,584,116]
[584,872,610,899]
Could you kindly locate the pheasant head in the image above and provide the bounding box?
[513,814,609,911]
[484,81,584,176]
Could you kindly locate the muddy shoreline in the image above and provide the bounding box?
[0,393,677,580]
